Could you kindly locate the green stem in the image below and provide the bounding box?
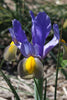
[54,65,59,100]
[34,77,43,100]
[44,78,47,100]
[50,51,67,79]
[54,42,61,100]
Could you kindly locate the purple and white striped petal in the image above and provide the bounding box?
[30,11,51,45]
[43,24,60,58]
[30,11,51,56]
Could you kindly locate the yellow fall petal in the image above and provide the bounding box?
[3,41,17,61]
[17,57,44,79]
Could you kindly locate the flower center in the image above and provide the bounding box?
[25,56,36,74]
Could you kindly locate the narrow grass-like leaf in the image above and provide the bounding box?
[0,69,20,100]
[0,59,20,100]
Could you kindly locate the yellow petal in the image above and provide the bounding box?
[10,41,14,45]
[3,41,17,61]
[17,57,44,79]
[17,58,33,79]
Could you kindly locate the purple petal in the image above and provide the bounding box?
[20,42,29,57]
[43,24,60,58]
[20,42,35,57]
[9,28,21,48]
[34,44,41,58]
[31,12,51,56]
[12,19,27,43]
[9,28,15,39]
[29,43,35,55]
[53,24,60,40]
[29,11,35,22]
[31,12,51,46]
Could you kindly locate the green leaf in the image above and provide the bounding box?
[0,70,20,100]
[61,60,67,67]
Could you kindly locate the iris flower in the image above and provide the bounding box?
[4,11,60,79]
